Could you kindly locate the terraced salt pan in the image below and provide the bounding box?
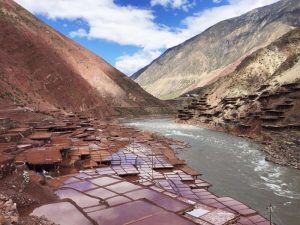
[32,202,93,225]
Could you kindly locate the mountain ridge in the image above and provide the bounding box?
[133,0,300,99]
[0,0,167,117]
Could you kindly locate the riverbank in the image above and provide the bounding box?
[0,109,273,225]
[123,117,300,225]
[176,80,300,170]
[176,117,300,170]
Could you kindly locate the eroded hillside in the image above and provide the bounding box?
[177,29,300,168]
[0,0,167,117]
[133,0,300,99]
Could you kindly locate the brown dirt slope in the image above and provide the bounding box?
[0,0,166,117]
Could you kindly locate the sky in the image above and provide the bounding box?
[16,0,279,75]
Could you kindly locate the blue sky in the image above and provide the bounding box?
[16,0,279,75]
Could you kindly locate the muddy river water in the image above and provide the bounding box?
[121,118,300,225]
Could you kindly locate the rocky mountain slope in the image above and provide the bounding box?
[0,0,166,117]
[176,28,300,168]
[133,0,300,99]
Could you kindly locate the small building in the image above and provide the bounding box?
[8,127,33,137]
[15,147,62,172]
[28,132,52,144]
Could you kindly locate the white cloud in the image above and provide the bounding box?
[16,0,181,50]
[179,0,279,40]
[69,28,88,38]
[212,0,222,3]
[151,0,196,11]
[16,0,279,75]
[115,50,162,75]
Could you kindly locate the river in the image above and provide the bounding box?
[121,118,300,225]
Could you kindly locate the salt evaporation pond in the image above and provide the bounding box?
[121,117,300,225]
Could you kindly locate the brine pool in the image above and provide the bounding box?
[121,118,300,225]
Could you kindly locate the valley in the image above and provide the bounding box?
[0,0,299,225]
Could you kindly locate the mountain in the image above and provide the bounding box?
[133,0,300,99]
[177,28,300,168]
[0,0,166,117]
[187,29,300,98]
